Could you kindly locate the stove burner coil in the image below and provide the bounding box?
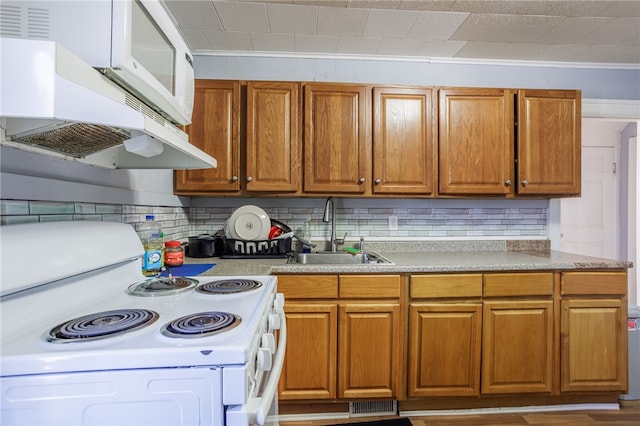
[161,311,240,338]
[196,279,262,295]
[47,309,159,343]
[127,277,199,297]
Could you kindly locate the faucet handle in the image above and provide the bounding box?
[335,232,348,245]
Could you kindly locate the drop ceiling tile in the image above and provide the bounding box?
[447,1,606,16]
[203,30,253,50]
[318,6,369,37]
[598,1,640,17]
[599,44,640,63]
[407,11,469,40]
[532,43,639,63]
[398,1,456,11]
[214,1,270,32]
[165,1,222,30]
[268,3,318,34]
[363,9,418,38]
[348,0,402,9]
[293,1,347,6]
[454,41,546,61]
[337,36,382,54]
[376,37,424,55]
[294,33,339,52]
[451,14,565,43]
[416,40,467,57]
[181,29,212,50]
[449,1,517,15]
[250,32,295,51]
[527,43,602,62]
[583,17,640,45]
[535,17,614,44]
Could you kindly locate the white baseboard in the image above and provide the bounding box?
[400,402,620,417]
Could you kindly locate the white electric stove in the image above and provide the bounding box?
[0,221,286,426]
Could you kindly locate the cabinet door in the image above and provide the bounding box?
[517,89,581,195]
[304,84,372,194]
[482,300,554,394]
[408,303,482,396]
[338,302,402,399]
[560,298,627,392]
[246,81,301,193]
[175,80,241,193]
[279,303,337,400]
[373,87,435,195]
[438,88,514,195]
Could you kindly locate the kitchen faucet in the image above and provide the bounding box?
[323,196,347,252]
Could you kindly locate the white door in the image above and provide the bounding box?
[560,146,617,258]
[560,119,624,259]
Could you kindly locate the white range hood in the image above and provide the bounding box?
[0,38,217,170]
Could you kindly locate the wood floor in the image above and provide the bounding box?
[279,399,640,425]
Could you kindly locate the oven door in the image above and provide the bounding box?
[226,314,287,426]
[1,367,224,426]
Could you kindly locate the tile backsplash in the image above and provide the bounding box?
[1,199,547,243]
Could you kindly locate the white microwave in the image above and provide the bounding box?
[0,0,194,126]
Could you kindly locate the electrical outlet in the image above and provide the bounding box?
[388,215,398,231]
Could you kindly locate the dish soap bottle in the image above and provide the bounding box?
[302,218,312,253]
[138,215,163,277]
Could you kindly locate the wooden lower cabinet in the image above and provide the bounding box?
[408,274,483,396]
[409,302,482,396]
[339,302,402,398]
[482,272,555,394]
[280,302,337,399]
[277,274,403,401]
[560,272,628,393]
[482,300,553,394]
[277,270,629,407]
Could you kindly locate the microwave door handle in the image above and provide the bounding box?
[226,308,287,426]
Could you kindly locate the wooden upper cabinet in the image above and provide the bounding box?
[373,87,435,195]
[175,80,241,193]
[246,81,301,193]
[304,83,372,194]
[438,88,514,195]
[517,89,581,196]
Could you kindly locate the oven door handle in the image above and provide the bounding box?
[226,308,287,426]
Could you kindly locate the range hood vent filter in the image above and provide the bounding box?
[13,123,128,158]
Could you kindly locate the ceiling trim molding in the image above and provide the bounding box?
[193,50,640,70]
[583,99,640,120]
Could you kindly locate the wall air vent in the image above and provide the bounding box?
[0,4,49,38]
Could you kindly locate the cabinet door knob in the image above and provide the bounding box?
[246,176,253,182]
[359,177,366,183]
[505,179,512,186]
[375,178,381,184]
[231,176,239,182]
[521,180,529,187]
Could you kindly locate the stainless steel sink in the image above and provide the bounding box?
[290,251,393,265]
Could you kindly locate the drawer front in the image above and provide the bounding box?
[339,275,401,298]
[411,274,482,299]
[561,271,627,296]
[277,275,338,299]
[484,272,553,297]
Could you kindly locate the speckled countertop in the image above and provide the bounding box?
[185,240,632,277]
